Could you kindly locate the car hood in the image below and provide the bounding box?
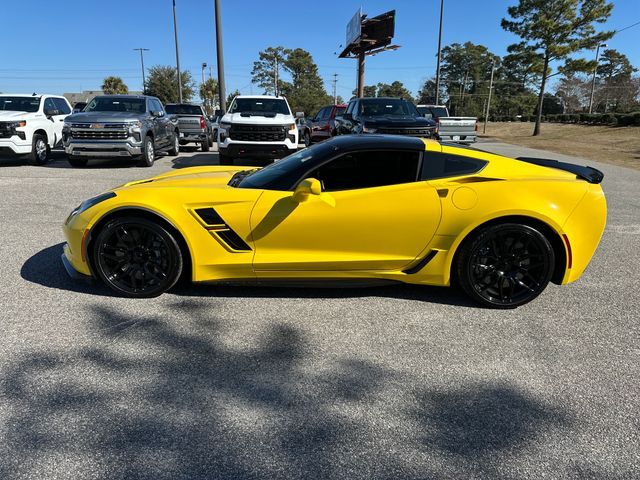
[221,112,294,125]
[362,115,436,127]
[65,112,145,123]
[115,166,252,192]
[0,110,37,120]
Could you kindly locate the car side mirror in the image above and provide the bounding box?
[45,109,60,117]
[293,178,322,203]
[151,110,163,117]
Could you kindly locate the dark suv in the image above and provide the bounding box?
[63,95,180,167]
[335,97,436,138]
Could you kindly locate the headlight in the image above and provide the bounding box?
[126,120,142,129]
[362,126,377,133]
[288,123,296,132]
[66,192,117,223]
[9,120,27,128]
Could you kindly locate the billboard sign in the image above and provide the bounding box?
[346,8,362,47]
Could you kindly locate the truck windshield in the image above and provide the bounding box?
[84,97,146,113]
[0,96,41,112]
[165,104,202,115]
[417,106,448,118]
[360,99,419,117]
[228,98,291,116]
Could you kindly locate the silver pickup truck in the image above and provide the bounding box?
[165,103,214,152]
[417,105,477,144]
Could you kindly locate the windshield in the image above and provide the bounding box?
[335,106,346,116]
[0,96,41,112]
[360,99,419,117]
[165,104,202,115]
[237,142,337,191]
[84,97,146,113]
[228,98,291,116]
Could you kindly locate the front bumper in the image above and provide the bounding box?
[65,141,142,157]
[61,249,92,281]
[219,142,297,160]
[0,137,32,155]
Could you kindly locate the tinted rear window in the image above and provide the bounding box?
[166,104,202,115]
[421,152,487,180]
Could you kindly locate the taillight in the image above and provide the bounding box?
[200,116,206,129]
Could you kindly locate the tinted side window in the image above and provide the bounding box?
[345,101,356,115]
[421,152,487,180]
[44,98,57,113]
[311,150,421,191]
[320,108,331,120]
[153,99,164,113]
[53,98,71,114]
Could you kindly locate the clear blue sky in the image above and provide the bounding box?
[1,0,638,100]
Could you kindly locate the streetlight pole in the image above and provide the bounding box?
[434,0,444,104]
[588,43,607,114]
[133,48,149,94]
[201,62,208,112]
[483,60,495,134]
[172,0,183,103]
[214,0,226,112]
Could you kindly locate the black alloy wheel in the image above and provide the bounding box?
[456,223,554,308]
[93,217,183,297]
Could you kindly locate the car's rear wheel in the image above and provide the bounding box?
[67,156,88,167]
[455,223,554,308]
[201,139,210,152]
[136,135,155,167]
[168,132,180,156]
[92,217,183,298]
[30,134,50,165]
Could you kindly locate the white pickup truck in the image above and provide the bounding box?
[217,95,298,165]
[0,94,72,164]
[417,104,477,144]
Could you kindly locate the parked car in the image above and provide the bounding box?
[165,103,214,152]
[63,95,180,168]
[217,95,298,165]
[61,135,606,308]
[73,102,87,113]
[210,114,220,140]
[336,97,436,138]
[295,117,310,146]
[0,93,72,164]
[417,104,477,144]
[304,104,347,145]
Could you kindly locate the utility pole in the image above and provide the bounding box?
[483,60,495,134]
[133,48,149,94]
[588,43,607,114]
[331,73,338,104]
[434,0,444,104]
[357,51,365,97]
[274,57,279,96]
[214,0,226,112]
[172,0,183,103]
[201,62,208,112]
[201,63,207,86]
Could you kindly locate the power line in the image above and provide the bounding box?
[615,19,640,34]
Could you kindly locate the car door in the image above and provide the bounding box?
[149,98,168,146]
[43,97,67,147]
[250,149,442,272]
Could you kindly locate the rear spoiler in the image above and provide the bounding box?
[516,157,604,184]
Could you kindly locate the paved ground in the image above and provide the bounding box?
[0,142,638,479]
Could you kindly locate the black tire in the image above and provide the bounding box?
[67,156,88,168]
[218,153,233,165]
[136,135,155,167]
[303,131,311,147]
[455,223,554,308]
[168,131,180,156]
[30,133,50,165]
[92,216,183,298]
[209,131,215,147]
[201,139,210,152]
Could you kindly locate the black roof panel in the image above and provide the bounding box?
[322,134,426,152]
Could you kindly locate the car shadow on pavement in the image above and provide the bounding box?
[0,300,573,479]
[171,152,221,168]
[22,243,476,307]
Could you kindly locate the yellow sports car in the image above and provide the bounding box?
[62,136,606,308]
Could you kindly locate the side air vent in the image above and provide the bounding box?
[216,229,252,251]
[195,207,225,226]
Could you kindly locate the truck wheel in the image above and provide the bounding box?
[67,156,88,168]
[29,134,50,165]
[303,131,311,147]
[218,154,233,165]
[209,132,215,147]
[168,132,180,156]
[136,135,155,167]
[201,139,210,152]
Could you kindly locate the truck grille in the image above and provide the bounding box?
[377,127,434,137]
[70,123,128,129]
[229,124,287,142]
[71,130,128,140]
[0,122,13,138]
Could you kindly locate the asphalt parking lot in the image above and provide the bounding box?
[0,142,638,479]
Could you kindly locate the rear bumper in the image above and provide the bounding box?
[65,141,142,157]
[438,133,477,143]
[179,131,208,143]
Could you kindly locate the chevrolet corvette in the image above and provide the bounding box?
[62,135,606,308]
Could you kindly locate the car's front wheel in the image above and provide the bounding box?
[92,216,183,298]
[136,135,155,167]
[455,223,554,308]
[30,134,50,165]
[303,131,311,147]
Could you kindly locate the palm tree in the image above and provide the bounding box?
[102,76,129,95]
